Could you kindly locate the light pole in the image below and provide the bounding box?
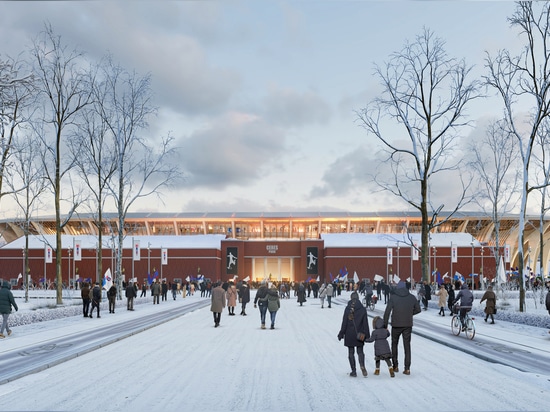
[481,246,484,289]
[397,243,400,278]
[433,246,437,284]
[67,247,71,290]
[471,240,474,289]
[148,242,151,277]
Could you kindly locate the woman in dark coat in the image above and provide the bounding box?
[480,285,497,324]
[297,282,307,306]
[337,292,370,377]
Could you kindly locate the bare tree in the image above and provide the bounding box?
[31,24,92,304]
[6,135,47,302]
[468,119,520,286]
[97,57,180,296]
[0,55,36,209]
[70,61,117,286]
[357,28,481,283]
[484,1,550,311]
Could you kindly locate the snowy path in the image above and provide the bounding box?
[0,293,549,411]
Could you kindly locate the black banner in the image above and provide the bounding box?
[306,247,318,275]
[226,247,238,275]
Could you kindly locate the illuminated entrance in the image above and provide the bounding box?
[251,257,294,282]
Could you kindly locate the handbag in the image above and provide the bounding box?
[357,332,366,341]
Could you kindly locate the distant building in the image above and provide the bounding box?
[0,211,547,287]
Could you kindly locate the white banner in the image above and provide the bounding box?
[161,248,168,265]
[133,239,141,261]
[45,245,53,264]
[387,248,393,265]
[73,239,82,261]
[504,244,510,263]
[412,243,419,261]
[451,244,457,263]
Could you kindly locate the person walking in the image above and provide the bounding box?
[435,284,448,316]
[297,282,307,306]
[254,280,269,329]
[421,281,431,310]
[266,284,281,329]
[326,282,334,308]
[161,280,168,301]
[337,292,370,377]
[446,282,455,314]
[239,280,250,315]
[151,279,161,304]
[0,280,18,338]
[210,282,226,327]
[546,288,550,334]
[319,283,327,309]
[81,282,91,318]
[226,281,237,316]
[383,280,421,375]
[89,282,102,318]
[480,285,497,324]
[140,283,147,297]
[171,282,178,300]
[365,316,395,377]
[126,282,137,311]
[108,284,117,313]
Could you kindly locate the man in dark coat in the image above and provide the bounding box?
[126,282,137,311]
[383,281,421,375]
[0,280,18,338]
[80,282,91,318]
[89,282,102,318]
[338,292,370,377]
[239,281,251,316]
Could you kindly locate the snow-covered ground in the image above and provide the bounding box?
[0,288,549,411]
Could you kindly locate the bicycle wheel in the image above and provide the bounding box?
[369,302,375,311]
[465,318,476,340]
[451,315,461,336]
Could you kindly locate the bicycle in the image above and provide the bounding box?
[363,294,377,311]
[451,305,475,340]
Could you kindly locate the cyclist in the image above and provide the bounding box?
[453,282,474,331]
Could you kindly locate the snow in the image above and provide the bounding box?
[321,232,481,248]
[1,288,549,411]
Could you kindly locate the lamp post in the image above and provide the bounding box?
[397,243,400,278]
[479,245,485,287]
[433,246,437,284]
[68,247,71,291]
[148,242,151,277]
[471,240,474,289]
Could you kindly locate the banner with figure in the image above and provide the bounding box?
[227,247,238,275]
[74,239,82,261]
[133,239,141,261]
[306,247,318,275]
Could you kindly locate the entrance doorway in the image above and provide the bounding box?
[252,257,293,282]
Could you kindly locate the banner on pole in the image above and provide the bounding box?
[504,244,510,263]
[387,248,393,265]
[45,245,53,264]
[74,239,82,261]
[133,240,141,261]
[412,243,419,261]
[451,244,457,263]
[161,248,168,265]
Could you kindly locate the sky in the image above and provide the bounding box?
[0,1,525,218]
[0,287,549,411]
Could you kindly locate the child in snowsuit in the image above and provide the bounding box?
[365,316,395,377]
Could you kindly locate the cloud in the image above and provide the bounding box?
[179,112,286,188]
[309,146,374,198]
[262,88,331,127]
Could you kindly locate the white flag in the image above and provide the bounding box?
[74,239,82,261]
[392,274,401,284]
[102,268,113,290]
[374,274,384,282]
[353,271,359,283]
[243,276,250,282]
[17,273,22,280]
[45,245,53,264]
[161,248,168,265]
[133,240,141,261]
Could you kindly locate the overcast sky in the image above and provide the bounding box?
[0,1,522,216]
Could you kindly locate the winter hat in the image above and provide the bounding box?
[397,281,406,289]
[350,292,359,300]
